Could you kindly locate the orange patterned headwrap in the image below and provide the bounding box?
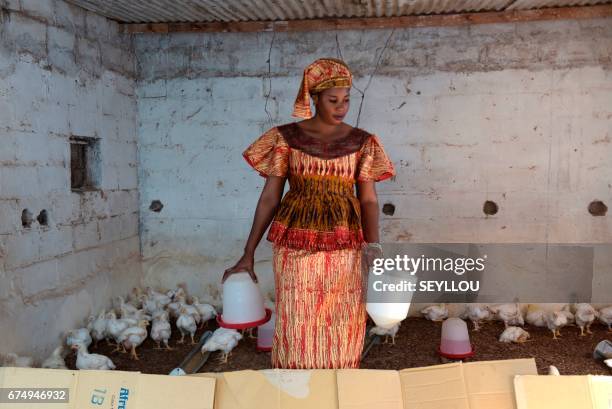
[292,58,353,119]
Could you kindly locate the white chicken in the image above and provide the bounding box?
[191,296,217,328]
[545,310,568,340]
[88,310,108,347]
[127,287,143,308]
[72,343,115,370]
[121,305,152,322]
[117,320,149,360]
[1,353,34,367]
[146,287,172,307]
[525,304,547,327]
[421,304,448,322]
[201,328,242,363]
[461,304,491,331]
[487,303,524,328]
[369,322,401,344]
[499,326,530,343]
[105,312,137,348]
[575,303,597,336]
[151,311,172,350]
[65,328,92,349]
[559,304,575,325]
[598,306,612,331]
[115,296,139,317]
[41,346,67,369]
[176,307,198,345]
[139,294,163,316]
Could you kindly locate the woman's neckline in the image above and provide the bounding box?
[293,122,358,144]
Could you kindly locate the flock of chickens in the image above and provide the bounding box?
[368,303,612,347]
[1,285,253,371]
[420,302,612,344]
[3,296,612,372]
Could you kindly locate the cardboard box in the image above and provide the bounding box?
[514,374,612,409]
[193,358,537,409]
[0,367,215,409]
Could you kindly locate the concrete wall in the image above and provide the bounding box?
[0,0,141,361]
[134,18,612,305]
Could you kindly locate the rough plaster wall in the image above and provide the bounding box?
[135,18,612,307]
[0,0,141,361]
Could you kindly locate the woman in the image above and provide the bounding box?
[222,57,395,369]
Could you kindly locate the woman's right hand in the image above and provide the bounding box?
[222,252,257,283]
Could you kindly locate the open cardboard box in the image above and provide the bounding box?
[514,374,612,409]
[192,358,538,409]
[0,367,215,409]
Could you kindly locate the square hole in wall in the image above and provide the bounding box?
[70,136,101,192]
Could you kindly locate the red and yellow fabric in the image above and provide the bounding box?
[242,124,395,252]
[271,244,366,369]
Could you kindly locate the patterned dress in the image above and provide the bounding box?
[242,122,395,369]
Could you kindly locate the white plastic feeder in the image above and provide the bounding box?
[217,272,270,329]
[438,317,474,359]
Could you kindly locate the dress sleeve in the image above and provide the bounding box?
[356,134,396,182]
[242,127,290,178]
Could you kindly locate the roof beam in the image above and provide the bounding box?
[122,4,612,34]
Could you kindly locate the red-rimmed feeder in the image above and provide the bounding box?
[216,272,272,343]
[438,317,474,361]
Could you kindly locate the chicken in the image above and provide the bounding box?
[65,328,92,349]
[105,312,137,348]
[548,365,560,375]
[2,353,34,367]
[146,287,172,308]
[598,306,612,331]
[605,359,612,369]
[176,307,198,345]
[41,346,67,369]
[127,287,143,308]
[71,343,115,370]
[88,310,108,347]
[117,320,149,360]
[461,304,491,331]
[201,328,242,363]
[421,304,448,322]
[545,310,568,340]
[559,304,575,325]
[487,303,524,328]
[115,296,139,317]
[139,294,163,316]
[167,294,200,324]
[525,304,547,327]
[499,326,530,343]
[151,311,172,350]
[121,306,152,322]
[191,296,217,328]
[575,303,597,336]
[369,322,401,344]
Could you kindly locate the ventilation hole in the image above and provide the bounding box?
[483,200,498,215]
[37,209,48,226]
[21,209,33,228]
[382,203,395,216]
[588,200,607,216]
[149,200,164,212]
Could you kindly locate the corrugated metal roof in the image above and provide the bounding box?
[65,0,612,23]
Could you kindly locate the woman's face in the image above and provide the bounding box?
[313,87,350,124]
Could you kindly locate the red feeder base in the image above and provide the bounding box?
[217,308,272,330]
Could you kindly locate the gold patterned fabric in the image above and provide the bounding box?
[242,122,395,252]
[271,244,366,369]
[292,58,353,119]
